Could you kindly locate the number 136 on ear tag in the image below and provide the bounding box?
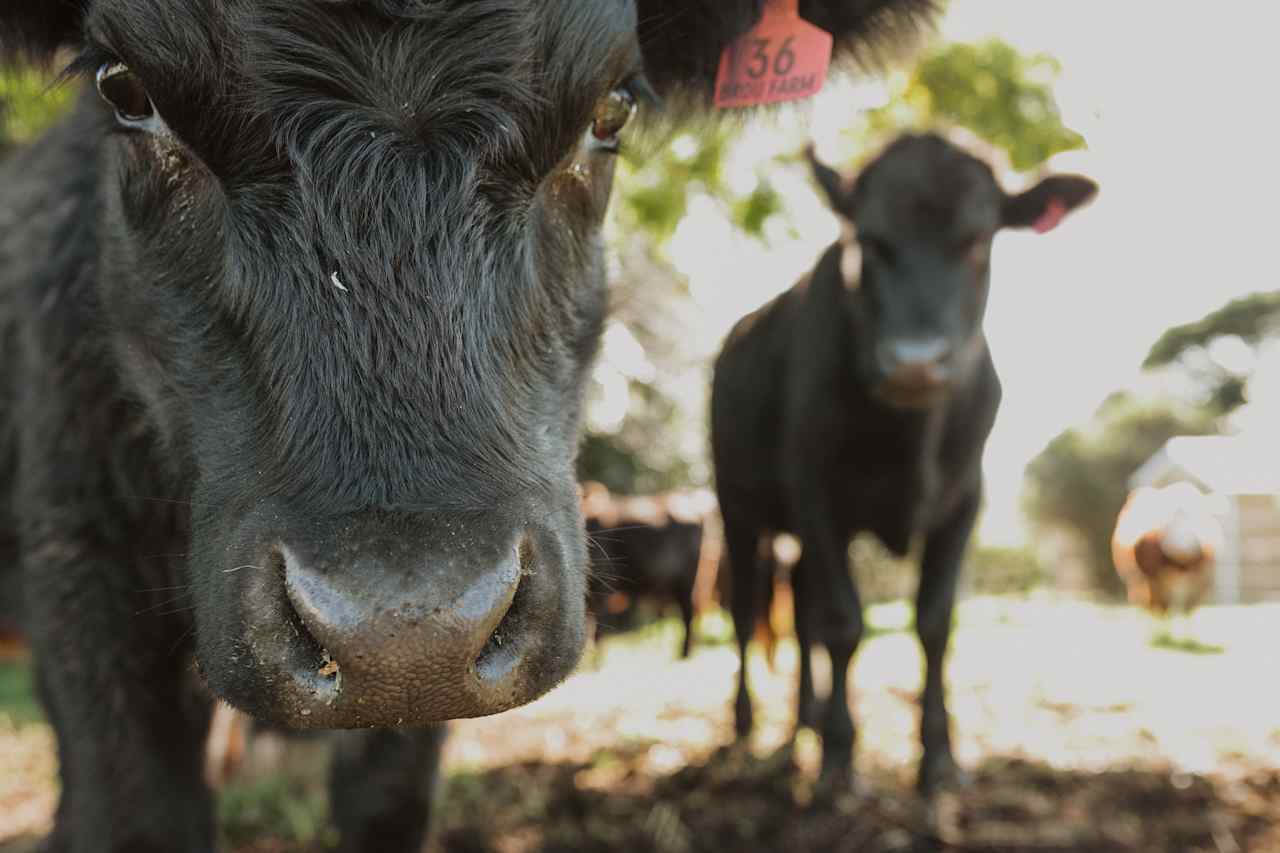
[714,0,834,109]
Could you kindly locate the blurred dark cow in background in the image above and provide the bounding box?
[0,1,936,850]
[711,133,1096,794]
[582,481,716,658]
[1112,483,1222,622]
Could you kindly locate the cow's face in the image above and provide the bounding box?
[810,134,1096,409]
[81,0,656,728]
[3,0,938,727]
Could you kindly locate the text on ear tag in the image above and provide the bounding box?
[714,0,833,110]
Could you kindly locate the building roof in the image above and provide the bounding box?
[1131,435,1280,495]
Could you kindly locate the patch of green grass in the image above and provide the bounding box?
[217,774,335,849]
[0,659,44,725]
[1150,633,1225,656]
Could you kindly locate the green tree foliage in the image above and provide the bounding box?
[1142,291,1280,416]
[578,429,696,495]
[618,132,725,242]
[863,39,1085,171]
[0,66,77,151]
[616,122,784,244]
[1144,292,1280,367]
[1022,393,1217,596]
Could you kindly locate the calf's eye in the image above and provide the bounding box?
[96,63,155,127]
[591,86,637,149]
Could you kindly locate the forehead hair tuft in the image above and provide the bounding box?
[853,132,1000,235]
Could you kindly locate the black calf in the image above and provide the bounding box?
[710,132,1096,793]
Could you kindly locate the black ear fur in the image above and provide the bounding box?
[635,0,763,100]
[636,0,938,105]
[1002,174,1099,231]
[0,1,86,65]
[805,145,850,214]
[800,0,939,63]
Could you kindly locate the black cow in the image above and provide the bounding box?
[710,133,1096,794]
[0,2,936,850]
[582,482,711,658]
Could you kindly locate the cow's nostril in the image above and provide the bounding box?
[271,546,344,707]
[474,532,536,684]
[879,337,952,378]
[258,519,567,727]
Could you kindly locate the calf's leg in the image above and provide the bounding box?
[27,546,214,853]
[330,726,448,853]
[677,582,695,659]
[915,491,980,796]
[723,513,763,739]
[791,554,821,730]
[797,512,861,784]
[817,587,862,785]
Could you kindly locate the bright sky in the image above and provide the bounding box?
[640,0,1280,546]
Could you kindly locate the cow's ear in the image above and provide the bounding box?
[806,145,850,213]
[0,1,85,65]
[636,0,937,104]
[1001,174,1099,234]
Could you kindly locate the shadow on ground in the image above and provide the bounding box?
[444,745,1279,853]
[167,742,1279,853]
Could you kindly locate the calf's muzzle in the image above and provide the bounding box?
[217,506,583,728]
[875,337,953,408]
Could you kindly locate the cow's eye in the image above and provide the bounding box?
[96,63,155,127]
[591,85,637,149]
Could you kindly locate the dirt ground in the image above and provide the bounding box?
[3,597,1280,852]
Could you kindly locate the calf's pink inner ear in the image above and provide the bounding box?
[1033,198,1068,234]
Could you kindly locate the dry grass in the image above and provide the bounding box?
[445,598,1280,779]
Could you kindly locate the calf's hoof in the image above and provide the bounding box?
[916,753,971,798]
[813,761,869,806]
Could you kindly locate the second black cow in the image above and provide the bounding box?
[582,482,711,658]
[710,133,1096,793]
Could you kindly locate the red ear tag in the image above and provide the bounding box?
[1033,198,1068,234]
[714,0,834,109]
